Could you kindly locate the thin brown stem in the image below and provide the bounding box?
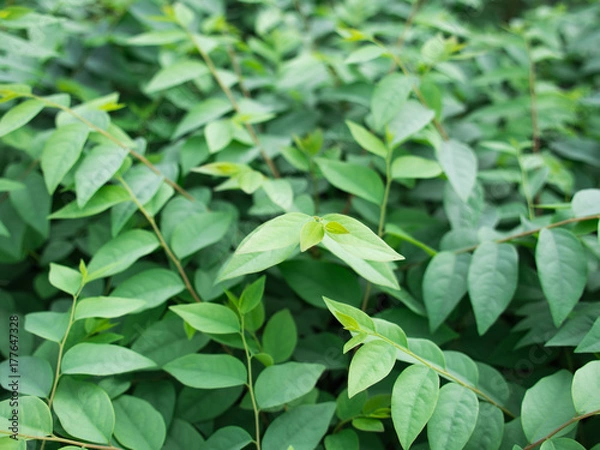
[396,0,425,51]
[182,29,280,178]
[27,95,194,201]
[226,44,250,98]
[522,410,600,450]
[0,431,120,450]
[117,176,201,303]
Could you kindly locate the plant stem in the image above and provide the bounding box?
[23,93,194,201]
[0,431,120,450]
[373,331,516,418]
[522,410,600,450]
[240,316,261,450]
[362,147,394,311]
[180,28,280,179]
[396,0,425,51]
[117,175,201,302]
[524,38,540,153]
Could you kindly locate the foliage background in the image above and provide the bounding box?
[0,0,599,449]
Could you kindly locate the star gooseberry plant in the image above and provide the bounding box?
[0,1,600,450]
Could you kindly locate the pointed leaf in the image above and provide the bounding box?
[300,220,324,252]
[0,99,44,137]
[164,354,247,389]
[316,158,384,205]
[436,139,477,202]
[346,120,388,157]
[255,362,325,409]
[170,303,240,334]
[348,340,396,397]
[571,361,600,415]
[61,343,157,375]
[371,73,412,131]
[0,396,52,438]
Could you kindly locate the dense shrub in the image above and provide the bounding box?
[0,1,599,449]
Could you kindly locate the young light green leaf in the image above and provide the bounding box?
[392,155,442,179]
[61,343,157,375]
[41,122,89,194]
[0,98,44,137]
[255,362,326,409]
[371,73,412,131]
[468,242,519,334]
[436,139,478,202]
[536,228,587,326]
[236,212,310,254]
[239,276,266,315]
[345,45,385,64]
[0,178,25,192]
[348,340,396,397]
[316,158,384,205]
[170,303,240,334]
[392,365,440,450]
[346,120,388,157]
[423,252,471,332]
[126,30,187,46]
[53,377,115,444]
[521,370,576,443]
[0,396,52,438]
[74,297,145,320]
[300,220,324,252]
[87,229,159,280]
[571,361,600,415]
[171,211,232,258]
[263,309,297,363]
[217,243,298,282]
[323,297,374,332]
[75,143,128,207]
[427,383,479,450]
[49,263,82,295]
[262,403,336,450]
[164,354,247,389]
[324,221,349,234]
[571,189,600,217]
[113,396,166,450]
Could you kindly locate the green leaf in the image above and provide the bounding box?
[322,214,404,262]
[345,45,385,64]
[262,403,336,450]
[423,252,471,331]
[173,98,234,139]
[392,155,442,179]
[75,143,128,207]
[427,383,479,450]
[49,263,82,295]
[396,338,446,372]
[255,362,326,409]
[87,229,159,280]
[146,59,208,93]
[373,318,408,347]
[127,30,187,46]
[236,213,310,254]
[316,158,384,205]
[111,268,185,312]
[571,189,600,217]
[468,242,519,334]
[348,340,396,397]
[262,309,297,363]
[346,120,388,157]
[300,220,324,252]
[371,73,412,131]
[217,243,298,282]
[0,99,44,137]
[0,396,52,437]
[391,365,439,450]
[540,438,586,450]
[388,100,435,146]
[536,228,587,326]
[9,171,50,237]
[571,361,600,415]
[41,122,89,194]
[53,377,115,444]
[280,260,361,308]
[171,211,232,258]
[163,354,247,389]
[323,297,375,332]
[113,395,166,450]
[49,185,130,219]
[0,356,53,397]
[464,403,504,450]
[352,418,384,432]
[436,139,478,202]
[521,370,576,443]
[236,169,264,194]
[239,276,266,315]
[324,429,359,450]
[198,426,252,450]
[170,303,240,334]
[74,296,145,320]
[575,316,600,353]
[444,351,479,386]
[24,311,69,342]
[205,119,234,153]
[163,418,205,449]
[61,343,157,375]
[262,179,294,211]
[0,178,25,192]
